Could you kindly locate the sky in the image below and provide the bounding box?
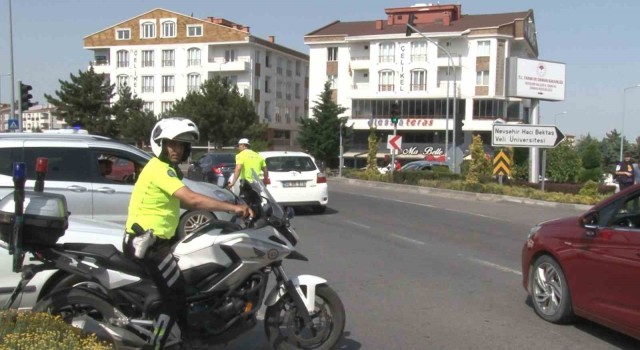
[1,0,640,141]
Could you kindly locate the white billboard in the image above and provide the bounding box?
[506,58,566,101]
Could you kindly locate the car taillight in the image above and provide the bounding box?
[211,165,223,175]
[317,173,327,184]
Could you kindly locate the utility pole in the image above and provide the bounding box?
[9,0,17,131]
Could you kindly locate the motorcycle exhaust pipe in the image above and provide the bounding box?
[71,315,148,348]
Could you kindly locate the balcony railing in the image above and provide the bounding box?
[141,60,154,67]
[411,54,428,62]
[187,59,201,66]
[378,84,394,92]
[378,56,394,63]
[162,60,175,67]
[141,86,154,93]
[117,61,129,68]
[162,86,175,93]
[410,84,427,91]
[93,59,109,66]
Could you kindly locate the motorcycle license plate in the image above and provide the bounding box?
[283,181,306,188]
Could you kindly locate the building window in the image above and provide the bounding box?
[141,50,154,67]
[264,101,271,122]
[161,20,176,38]
[141,76,154,93]
[379,43,395,63]
[286,82,292,100]
[225,50,236,62]
[161,101,174,114]
[477,40,491,57]
[286,60,292,77]
[411,69,427,91]
[327,75,337,89]
[162,50,175,67]
[116,29,130,40]
[116,50,129,68]
[187,25,203,37]
[141,21,155,39]
[476,70,489,86]
[276,58,283,75]
[276,79,283,99]
[187,48,201,66]
[162,75,175,93]
[327,47,338,61]
[473,99,505,119]
[378,70,394,91]
[265,76,271,93]
[117,75,129,89]
[295,61,301,76]
[187,73,201,92]
[143,101,154,112]
[295,83,301,99]
[265,51,272,67]
[411,42,427,62]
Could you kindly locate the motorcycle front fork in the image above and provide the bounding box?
[272,263,312,324]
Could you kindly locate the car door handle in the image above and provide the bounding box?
[67,185,87,192]
[95,187,116,194]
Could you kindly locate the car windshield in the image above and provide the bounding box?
[265,156,317,172]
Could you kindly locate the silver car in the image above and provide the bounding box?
[0,133,235,236]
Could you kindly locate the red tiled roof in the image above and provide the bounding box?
[306,11,531,37]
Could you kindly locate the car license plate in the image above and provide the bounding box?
[283,181,306,188]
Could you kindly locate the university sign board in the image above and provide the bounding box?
[506,57,566,101]
[492,124,565,148]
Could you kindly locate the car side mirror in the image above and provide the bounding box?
[581,211,599,229]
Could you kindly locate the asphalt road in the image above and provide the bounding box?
[214,179,639,349]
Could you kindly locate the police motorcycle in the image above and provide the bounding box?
[1,159,346,350]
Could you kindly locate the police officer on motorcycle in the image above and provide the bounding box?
[123,117,252,349]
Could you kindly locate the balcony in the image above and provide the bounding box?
[206,57,250,72]
[92,58,109,66]
[350,56,370,70]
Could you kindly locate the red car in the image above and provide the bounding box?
[522,183,640,339]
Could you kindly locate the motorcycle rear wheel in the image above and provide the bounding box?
[33,288,118,323]
[264,284,345,350]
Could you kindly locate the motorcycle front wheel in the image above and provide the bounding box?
[264,284,345,350]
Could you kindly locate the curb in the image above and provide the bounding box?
[328,177,594,211]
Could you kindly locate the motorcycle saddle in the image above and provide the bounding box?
[61,243,145,276]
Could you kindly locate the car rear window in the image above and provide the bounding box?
[265,156,317,172]
[208,153,235,164]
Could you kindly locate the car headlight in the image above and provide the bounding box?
[527,225,541,247]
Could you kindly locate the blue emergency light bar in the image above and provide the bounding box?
[12,162,25,182]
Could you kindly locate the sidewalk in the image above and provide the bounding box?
[329,176,594,212]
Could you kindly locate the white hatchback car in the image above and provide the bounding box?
[260,151,328,213]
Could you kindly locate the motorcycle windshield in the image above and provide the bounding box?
[249,170,285,220]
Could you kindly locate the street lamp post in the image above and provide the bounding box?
[338,116,349,177]
[620,84,640,161]
[406,21,458,172]
[553,111,567,125]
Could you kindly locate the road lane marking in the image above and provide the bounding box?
[468,257,522,276]
[391,233,425,245]
[340,192,518,224]
[344,220,371,229]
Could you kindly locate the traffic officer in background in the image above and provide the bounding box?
[228,138,268,205]
[124,118,252,349]
[615,152,636,191]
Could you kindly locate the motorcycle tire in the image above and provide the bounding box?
[33,287,119,325]
[264,284,346,350]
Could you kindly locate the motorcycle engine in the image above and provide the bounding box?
[187,272,266,334]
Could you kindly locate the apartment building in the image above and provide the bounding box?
[304,3,539,168]
[0,104,66,132]
[84,8,309,149]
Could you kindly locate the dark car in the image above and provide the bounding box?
[400,160,450,172]
[521,184,640,340]
[187,152,236,186]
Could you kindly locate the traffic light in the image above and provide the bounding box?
[390,101,400,125]
[20,82,34,111]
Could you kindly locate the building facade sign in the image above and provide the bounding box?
[368,117,436,128]
[506,57,565,101]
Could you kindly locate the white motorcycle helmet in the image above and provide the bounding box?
[150,117,200,162]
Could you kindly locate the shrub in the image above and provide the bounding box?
[579,180,599,198]
[0,310,113,350]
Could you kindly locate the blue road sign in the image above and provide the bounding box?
[8,119,19,130]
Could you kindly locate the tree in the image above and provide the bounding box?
[579,141,602,182]
[298,81,348,169]
[365,126,380,176]
[169,76,265,148]
[45,67,116,136]
[574,133,597,156]
[546,141,581,183]
[111,85,156,148]
[600,129,630,171]
[465,134,491,184]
